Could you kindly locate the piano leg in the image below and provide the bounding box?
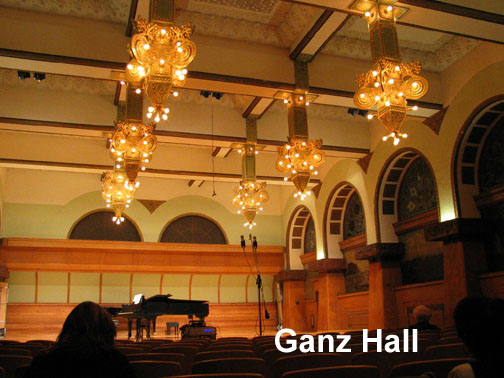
[152,317,157,334]
[127,319,132,339]
[146,318,151,340]
[135,318,142,342]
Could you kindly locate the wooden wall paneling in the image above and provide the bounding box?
[0,238,284,274]
[335,291,369,330]
[5,302,278,340]
[393,280,445,329]
[304,299,317,332]
[480,271,504,298]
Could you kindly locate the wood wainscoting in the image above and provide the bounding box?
[480,271,504,298]
[394,280,445,329]
[5,302,277,341]
[335,291,369,330]
[0,238,285,274]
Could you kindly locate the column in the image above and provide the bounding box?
[356,243,404,330]
[276,270,307,331]
[425,218,489,326]
[308,258,346,331]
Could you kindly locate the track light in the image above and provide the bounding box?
[212,92,223,100]
[17,71,30,80]
[34,73,45,82]
[200,91,211,98]
[347,108,358,116]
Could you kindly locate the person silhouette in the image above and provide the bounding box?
[24,301,135,378]
[408,305,440,331]
[448,296,504,378]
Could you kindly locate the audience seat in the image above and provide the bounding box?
[281,365,380,378]
[0,356,33,378]
[192,358,269,377]
[14,365,28,378]
[130,361,182,378]
[116,346,145,355]
[0,351,31,358]
[438,336,463,344]
[352,351,392,377]
[171,374,265,378]
[272,353,345,378]
[423,343,471,360]
[206,345,253,351]
[389,358,473,378]
[194,350,257,363]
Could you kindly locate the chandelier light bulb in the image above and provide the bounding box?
[135,88,141,94]
[412,105,418,111]
[173,91,179,97]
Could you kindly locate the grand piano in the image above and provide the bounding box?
[105,294,211,341]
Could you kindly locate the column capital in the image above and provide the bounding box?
[424,218,493,243]
[275,269,307,282]
[355,243,404,262]
[307,258,346,273]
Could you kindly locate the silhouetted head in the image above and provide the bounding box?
[57,301,116,351]
[413,305,432,323]
[454,296,504,363]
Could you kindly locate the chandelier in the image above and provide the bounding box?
[275,137,325,199]
[109,120,157,181]
[353,0,428,145]
[125,17,196,122]
[101,170,139,225]
[232,119,269,229]
[232,181,269,229]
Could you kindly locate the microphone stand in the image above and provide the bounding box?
[251,235,264,336]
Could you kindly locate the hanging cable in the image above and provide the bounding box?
[211,95,216,196]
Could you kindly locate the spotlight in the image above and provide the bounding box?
[347,108,358,116]
[34,73,45,82]
[358,109,368,117]
[212,92,223,100]
[17,71,30,80]
[200,91,211,98]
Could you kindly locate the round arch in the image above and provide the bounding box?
[452,96,504,218]
[68,209,143,241]
[375,148,439,242]
[159,213,228,244]
[323,182,366,258]
[286,205,315,270]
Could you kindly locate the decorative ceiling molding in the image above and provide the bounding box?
[0,0,130,24]
[137,199,166,214]
[357,152,373,173]
[423,107,449,135]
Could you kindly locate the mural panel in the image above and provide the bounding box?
[343,192,365,239]
[398,157,437,221]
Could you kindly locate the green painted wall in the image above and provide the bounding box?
[2,192,284,245]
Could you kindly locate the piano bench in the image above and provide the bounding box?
[166,322,179,336]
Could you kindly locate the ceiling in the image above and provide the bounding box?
[0,0,503,205]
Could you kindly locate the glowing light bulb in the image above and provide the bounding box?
[127,64,133,70]
[162,114,168,120]
[365,11,371,17]
[160,59,165,65]
[173,91,179,97]
[372,70,378,76]
[143,43,150,50]
[135,88,141,94]
[388,79,394,84]
[412,105,419,111]
[360,93,365,99]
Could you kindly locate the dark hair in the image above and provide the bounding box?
[454,296,504,371]
[56,301,116,352]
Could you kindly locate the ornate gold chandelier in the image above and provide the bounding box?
[353,0,428,145]
[125,0,196,123]
[232,119,269,229]
[275,85,325,199]
[233,181,269,229]
[109,120,157,181]
[276,137,324,199]
[101,170,139,225]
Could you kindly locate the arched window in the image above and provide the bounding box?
[286,206,315,270]
[454,97,504,272]
[343,192,365,239]
[69,211,141,241]
[160,215,227,244]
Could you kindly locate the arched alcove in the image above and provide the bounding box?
[69,210,142,241]
[454,97,504,218]
[323,182,367,293]
[454,97,504,271]
[159,214,227,244]
[286,206,315,270]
